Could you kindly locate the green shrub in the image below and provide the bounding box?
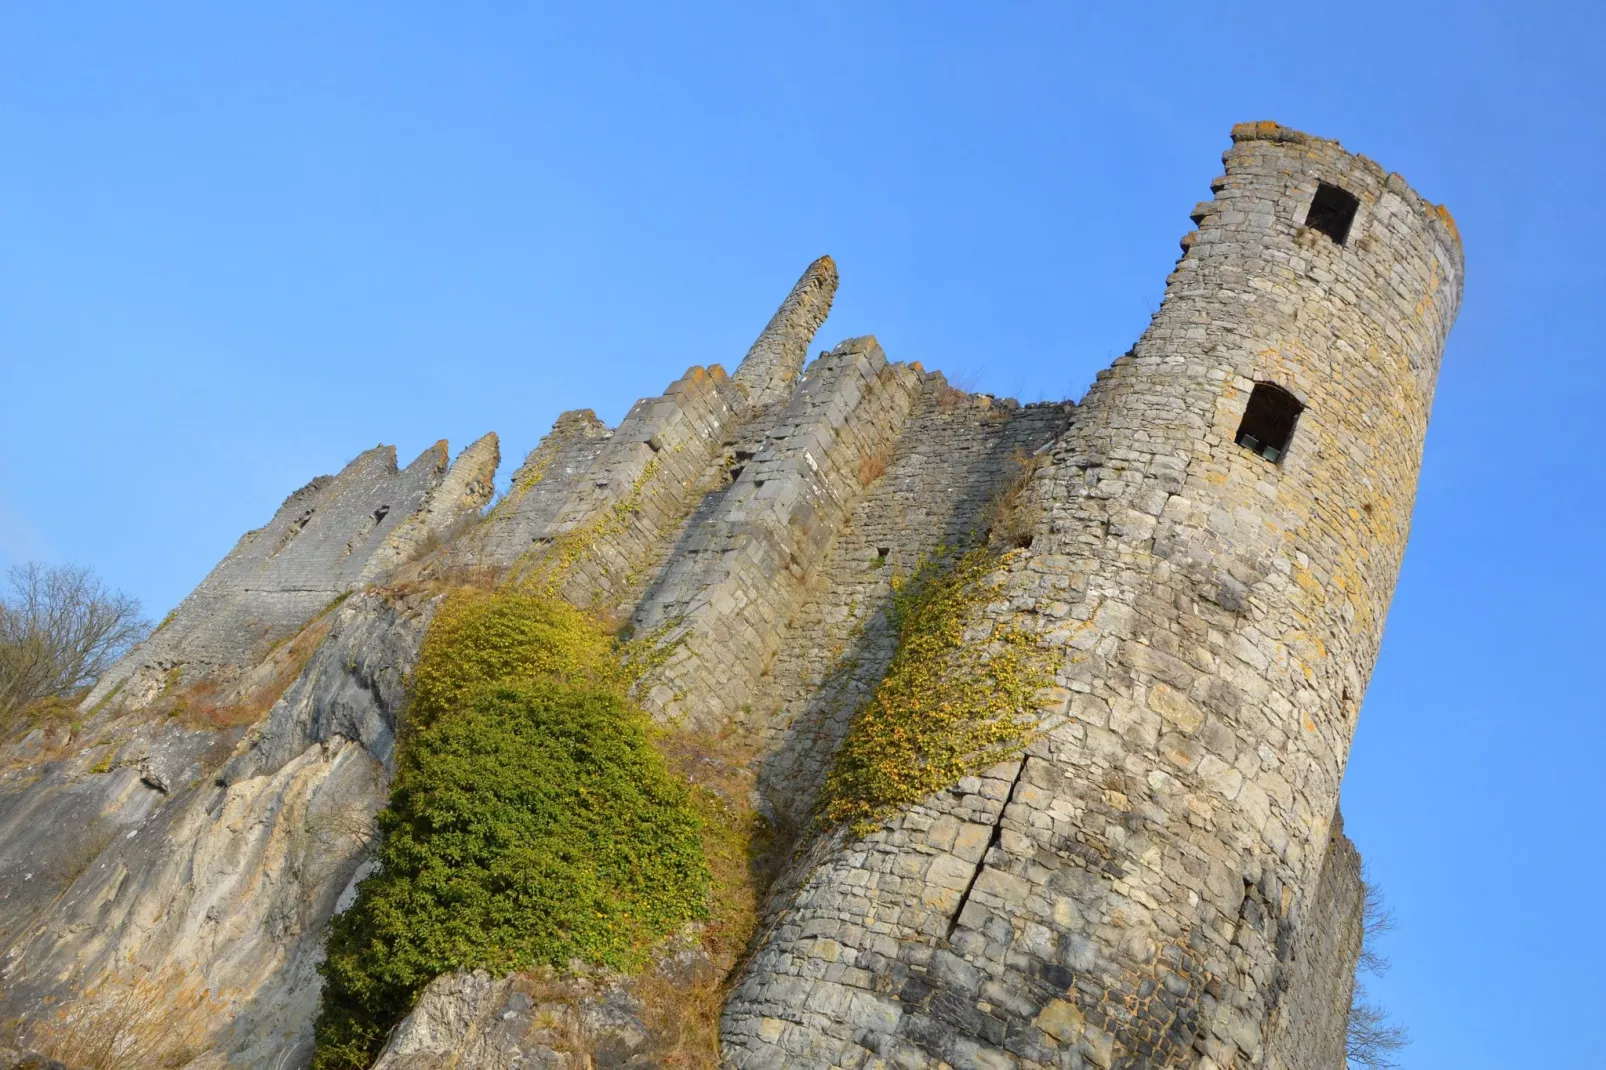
[406,588,624,727]
[312,590,708,1069]
[819,547,1052,835]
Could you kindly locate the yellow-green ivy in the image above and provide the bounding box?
[819,547,1052,835]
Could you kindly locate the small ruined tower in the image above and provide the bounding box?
[731,254,839,405]
[723,123,1462,1068]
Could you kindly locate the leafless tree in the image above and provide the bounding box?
[1349,871,1409,1069]
[1348,996,1409,1069]
[0,563,150,717]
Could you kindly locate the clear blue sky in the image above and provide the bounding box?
[2,4,1600,1065]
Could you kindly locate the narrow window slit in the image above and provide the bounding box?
[1305,182,1359,245]
[1235,384,1303,464]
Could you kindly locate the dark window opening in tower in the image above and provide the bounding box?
[1305,182,1359,245]
[1235,384,1304,463]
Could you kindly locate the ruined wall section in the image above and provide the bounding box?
[85,437,498,712]
[632,338,922,731]
[455,364,750,609]
[538,365,750,613]
[1265,814,1362,1068]
[360,435,499,583]
[723,122,1460,1069]
[754,381,1074,828]
[732,255,839,407]
[454,410,611,571]
[457,257,840,613]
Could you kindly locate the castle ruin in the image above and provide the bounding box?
[0,121,1460,1070]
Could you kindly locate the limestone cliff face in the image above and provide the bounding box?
[1,591,439,1067]
[0,122,1455,1070]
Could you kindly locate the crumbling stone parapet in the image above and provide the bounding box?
[83,436,499,711]
[732,254,839,408]
[631,335,922,731]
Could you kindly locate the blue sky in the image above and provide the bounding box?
[2,3,1601,1065]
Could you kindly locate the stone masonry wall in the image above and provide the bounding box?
[5,121,1456,1070]
[85,435,498,712]
[733,255,840,407]
[722,122,1461,1069]
[1264,814,1362,1069]
[455,366,749,609]
[455,409,612,572]
[632,337,923,731]
[545,365,751,614]
[753,380,1074,829]
[455,257,842,616]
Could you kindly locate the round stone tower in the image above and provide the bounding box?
[721,122,1462,1069]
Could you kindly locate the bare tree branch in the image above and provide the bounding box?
[1357,875,1396,977]
[1348,989,1409,1069]
[0,563,150,717]
[1349,872,1409,1068]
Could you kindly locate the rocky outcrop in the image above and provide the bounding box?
[0,123,1458,1069]
[82,435,496,713]
[372,937,716,1070]
[0,588,440,1064]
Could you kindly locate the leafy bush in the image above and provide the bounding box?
[312,590,708,1069]
[406,588,624,726]
[820,547,1051,834]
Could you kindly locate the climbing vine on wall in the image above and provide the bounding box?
[819,546,1053,835]
[311,586,708,1069]
[514,455,665,597]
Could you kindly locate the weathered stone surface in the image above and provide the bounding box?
[373,940,716,1070]
[1265,812,1362,1068]
[753,378,1072,827]
[0,590,439,1065]
[83,435,497,710]
[455,409,612,573]
[722,121,1460,1069]
[0,120,1456,1070]
[632,336,923,730]
[0,1048,66,1070]
[732,255,839,407]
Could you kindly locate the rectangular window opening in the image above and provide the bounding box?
[1235,383,1304,464]
[1305,182,1359,245]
